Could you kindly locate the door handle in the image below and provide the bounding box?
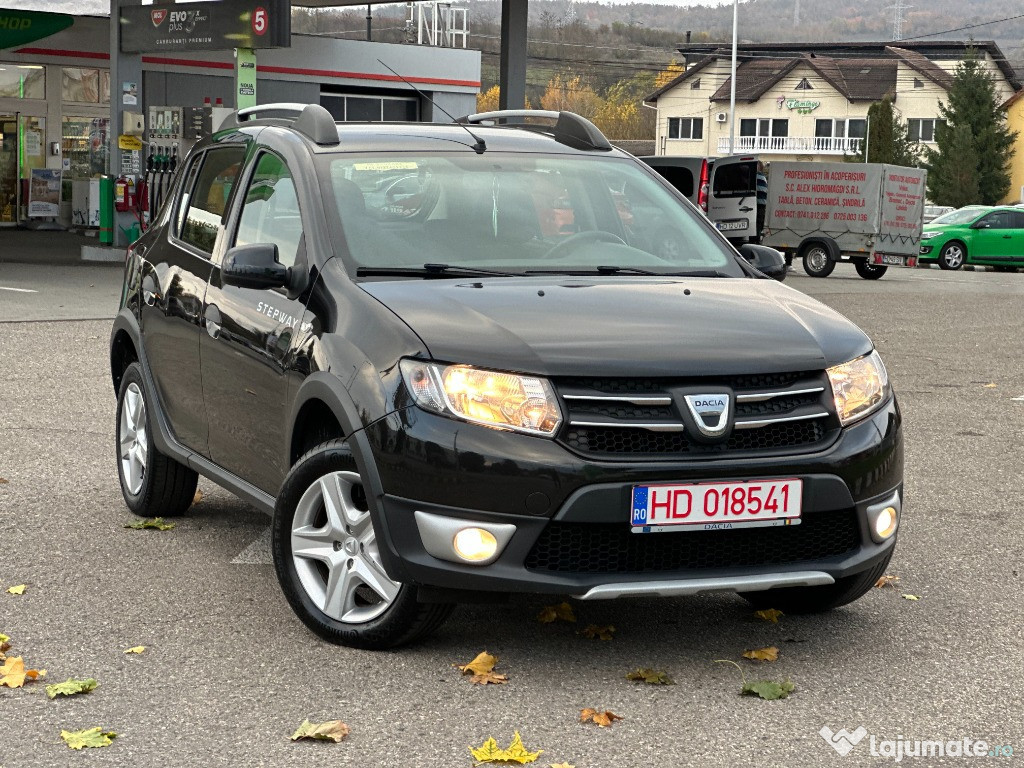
[1002,235,1012,239]
[739,206,754,212]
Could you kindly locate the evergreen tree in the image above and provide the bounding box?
[848,97,919,166]
[926,51,1017,205]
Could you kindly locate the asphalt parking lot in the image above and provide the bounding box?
[1,260,1022,767]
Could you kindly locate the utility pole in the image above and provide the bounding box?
[366,4,372,41]
[888,0,911,42]
[728,0,738,154]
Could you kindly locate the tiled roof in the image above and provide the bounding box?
[705,55,896,103]
[885,46,954,90]
[643,56,716,103]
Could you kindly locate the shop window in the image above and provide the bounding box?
[62,117,110,180]
[320,92,419,122]
[0,64,45,99]
[62,68,110,103]
[667,117,704,140]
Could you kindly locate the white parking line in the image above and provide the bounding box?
[0,286,38,293]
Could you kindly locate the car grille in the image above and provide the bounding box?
[524,510,861,574]
[554,371,838,460]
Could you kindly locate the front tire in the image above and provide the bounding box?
[115,362,198,517]
[855,261,888,280]
[272,439,453,649]
[801,244,836,277]
[740,550,893,613]
[938,241,965,270]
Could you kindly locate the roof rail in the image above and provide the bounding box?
[229,103,339,146]
[458,110,613,152]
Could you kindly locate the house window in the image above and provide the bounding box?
[813,118,867,150]
[690,78,701,90]
[740,118,788,138]
[667,117,704,140]
[795,78,813,90]
[908,118,943,143]
[913,78,924,89]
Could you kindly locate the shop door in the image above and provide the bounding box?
[0,114,18,225]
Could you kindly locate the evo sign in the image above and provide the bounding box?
[0,10,73,50]
[120,0,289,53]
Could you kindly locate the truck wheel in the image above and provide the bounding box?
[938,242,965,270]
[801,245,835,278]
[115,362,198,518]
[855,261,888,280]
[740,550,893,613]
[272,438,454,649]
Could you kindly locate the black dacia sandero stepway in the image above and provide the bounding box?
[110,105,903,649]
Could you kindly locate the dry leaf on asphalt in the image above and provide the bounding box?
[192,489,203,505]
[983,382,997,388]
[743,647,780,663]
[741,679,795,700]
[875,574,900,588]
[470,671,509,686]
[0,477,7,483]
[581,624,616,641]
[1,656,46,689]
[454,651,508,685]
[580,708,622,727]
[754,608,783,623]
[902,594,920,601]
[549,763,576,768]
[123,646,146,654]
[6,584,26,595]
[124,517,175,531]
[0,633,10,660]
[290,719,350,743]
[46,678,98,699]
[625,668,674,685]
[61,727,117,750]
[537,602,576,624]
[469,731,543,764]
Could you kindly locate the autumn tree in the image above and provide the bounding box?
[655,59,686,90]
[926,51,1017,205]
[592,72,657,140]
[540,73,601,117]
[848,96,919,165]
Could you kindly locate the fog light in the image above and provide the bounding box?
[453,527,498,562]
[874,507,898,539]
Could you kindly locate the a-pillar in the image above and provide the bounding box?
[109,0,143,247]
[498,0,527,110]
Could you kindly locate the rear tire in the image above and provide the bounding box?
[740,550,893,613]
[938,241,965,270]
[115,362,198,518]
[272,438,453,649]
[801,244,836,277]
[855,261,888,280]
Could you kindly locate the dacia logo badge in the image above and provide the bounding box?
[683,393,731,438]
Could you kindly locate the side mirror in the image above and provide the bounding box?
[970,221,991,230]
[222,243,289,291]
[739,243,787,282]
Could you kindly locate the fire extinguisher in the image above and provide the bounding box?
[114,175,129,212]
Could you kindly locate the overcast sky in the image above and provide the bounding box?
[4,0,732,15]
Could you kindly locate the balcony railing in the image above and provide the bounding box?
[716,136,864,155]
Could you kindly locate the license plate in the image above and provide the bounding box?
[876,253,908,266]
[716,220,748,231]
[631,479,802,533]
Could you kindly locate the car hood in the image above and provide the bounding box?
[359,276,872,377]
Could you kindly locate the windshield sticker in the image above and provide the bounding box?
[353,161,419,171]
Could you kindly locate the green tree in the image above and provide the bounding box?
[848,97,918,166]
[926,52,1017,205]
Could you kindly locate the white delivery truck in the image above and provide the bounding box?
[706,157,927,279]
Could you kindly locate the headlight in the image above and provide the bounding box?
[399,360,562,437]
[920,231,941,239]
[826,350,890,426]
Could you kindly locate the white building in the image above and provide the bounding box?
[645,41,1020,162]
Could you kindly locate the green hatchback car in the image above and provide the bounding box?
[919,205,1024,271]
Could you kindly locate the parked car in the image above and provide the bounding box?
[923,204,955,223]
[919,205,1024,270]
[110,105,903,649]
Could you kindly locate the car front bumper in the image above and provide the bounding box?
[363,398,903,597]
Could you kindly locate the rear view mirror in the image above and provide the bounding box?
[222,243,289,290]
[739,244,787,281]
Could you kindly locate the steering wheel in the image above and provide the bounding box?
[545,230,627,260]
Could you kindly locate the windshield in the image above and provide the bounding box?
[321,153,742,277]
[930,207,989,226]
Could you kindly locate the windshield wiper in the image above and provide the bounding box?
[594,265,660,275]
[356,263,522,278]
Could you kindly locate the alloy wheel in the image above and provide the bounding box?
[119,382,149,495]
[942,245,964,269]
[290,471,400,624]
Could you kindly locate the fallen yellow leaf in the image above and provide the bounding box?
[537,601,576,624]
[124,517,175,531]
[192,488,203,505]
[550,763,576,768]
[455,651,498,676]
[289,719,350,743]
[61,727,116,750]
[902,594,920,601]
[754,608,783,623]
[581,624,616,641]
[743,646,779,662]
[875,574,900,588]
[983,382,997,388]
[6,584,26,595]
[625,668,674,685]
[580,708,622,728]
[469,731,543,764]
[123,646,146,654]
[0,656,45,688]
[470,671,509,686]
